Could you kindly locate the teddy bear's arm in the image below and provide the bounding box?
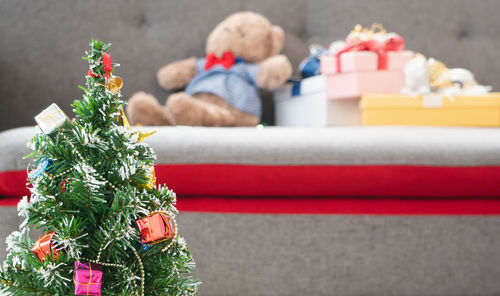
[256,55,292,91]
[157,57,197,90]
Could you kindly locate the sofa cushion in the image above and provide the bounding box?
[2,126,500,213]
[5,126,500,169]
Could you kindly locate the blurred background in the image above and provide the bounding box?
[2,1,500,295]
[1,0,500,130]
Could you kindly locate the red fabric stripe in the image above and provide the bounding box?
[2,164,500,214]
[155,164,500,198]
[0,170,28,197]
[1,195,500,215]
[3,164,500,198]
[175,196,500,215]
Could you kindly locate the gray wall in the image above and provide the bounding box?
[1,0,499,130]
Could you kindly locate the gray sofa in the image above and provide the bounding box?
[1,0,500,130]
[2,1,500,296]
[2,126,500,296]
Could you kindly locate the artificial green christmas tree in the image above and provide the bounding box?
[0,39,200,295]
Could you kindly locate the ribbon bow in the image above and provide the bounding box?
[87,52,113,79]
[333,31,405,72]
[204,51,236,70]
[102,52,112,79]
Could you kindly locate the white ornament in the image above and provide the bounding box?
[402,55,492,96]
[449,68,475,87]
[34,103,69,134]
[401,55,431,95]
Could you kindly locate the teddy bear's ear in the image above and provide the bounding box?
[270,25,285,56]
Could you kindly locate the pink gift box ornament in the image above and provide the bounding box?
[74,262,103,296]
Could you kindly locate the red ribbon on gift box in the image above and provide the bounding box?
[333,33,405,73]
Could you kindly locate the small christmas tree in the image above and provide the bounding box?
[0,39,200,295]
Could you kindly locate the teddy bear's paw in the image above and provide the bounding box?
[167,92,240,126]
[157,57,197,90]
[257,55,292,91]
[166,93,202,126]
[127,91,175,126]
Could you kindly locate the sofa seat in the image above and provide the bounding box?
[2,126,500,296]
[2,126,500,215]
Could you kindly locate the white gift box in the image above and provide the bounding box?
[34,103,69,134]
[273,75,360,127]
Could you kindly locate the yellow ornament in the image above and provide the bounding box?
[148,167,156,189]
[120,108,131,130]
[136,130,156,142]
[107,76,123,94]
[428,58,452,90]
[137,166,156,191]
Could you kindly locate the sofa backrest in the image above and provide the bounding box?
[1,0,499,130]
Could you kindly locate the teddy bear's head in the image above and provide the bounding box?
[206,11,285,64]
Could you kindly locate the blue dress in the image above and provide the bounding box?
[185,58,262,117]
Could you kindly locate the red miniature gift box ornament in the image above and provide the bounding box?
[136,212,177,245]
[74,261,103,296]
[31,231,58,263]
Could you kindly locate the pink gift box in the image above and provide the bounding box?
[74,262,103,296]
[326,71,405,100]
[321,51,413,74]
[321,52,377,74]
[387,51,414,70]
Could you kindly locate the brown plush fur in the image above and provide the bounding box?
[156,57,197,90]
[127,92,175,126]
[127,11,292,126]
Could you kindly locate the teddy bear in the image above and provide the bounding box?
[127,11,292,126]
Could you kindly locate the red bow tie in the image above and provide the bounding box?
[204,51,236,70]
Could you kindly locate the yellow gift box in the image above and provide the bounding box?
[361,93,500,126]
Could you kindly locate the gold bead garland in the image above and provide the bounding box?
[161,217,178,253]
[60,133,118,191]
[51,167,73,179]
[80,257,140,295]
[131,247,145,296]
[85,226,145,296]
